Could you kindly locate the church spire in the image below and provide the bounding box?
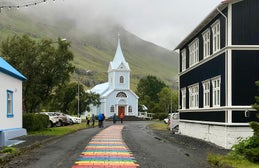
[110,33,129,70]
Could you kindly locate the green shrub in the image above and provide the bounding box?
[23,113,49,131]
[153,113,168,120]
[1,146,19,154]
[232,122,259,163]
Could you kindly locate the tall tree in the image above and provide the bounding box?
[46,82,100,115]
[136,75,166,112]
[158,87,178,113]
[1,35,75,113]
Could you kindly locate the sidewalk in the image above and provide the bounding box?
[72,125,139,168]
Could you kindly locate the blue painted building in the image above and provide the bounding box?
[175,0,259,148]
[0,57,27,147]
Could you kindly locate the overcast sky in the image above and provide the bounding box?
[9,0,223,50]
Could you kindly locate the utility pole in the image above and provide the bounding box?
[77,80,80,118]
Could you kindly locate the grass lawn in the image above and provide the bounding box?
[148,121,168,130]
[28,122,90,136]
[208,153,259,168]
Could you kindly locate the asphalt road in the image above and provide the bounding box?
[4,121,222,168]
[123,122,211,168]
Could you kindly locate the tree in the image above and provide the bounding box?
[1,35,75,113]
[46,82,100,115]
[136,75,166,103]
[136,75,166,113]
[158,87,178,113]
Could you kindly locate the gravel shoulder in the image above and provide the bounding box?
[150,127,230,156]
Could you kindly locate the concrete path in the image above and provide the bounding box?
[72,125,139,168]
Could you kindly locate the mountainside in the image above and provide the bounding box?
[0,10,178,90]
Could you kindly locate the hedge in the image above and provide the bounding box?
[23,113,49,131]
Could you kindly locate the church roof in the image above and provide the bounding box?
[89,82,109,95]
[109,36,130,70]
[0,57,27,81]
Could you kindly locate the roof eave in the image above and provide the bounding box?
[174,1,229,50]
[0,68,27,81]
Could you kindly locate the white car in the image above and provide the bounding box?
[39,112,59,127]
[66,115,81,124]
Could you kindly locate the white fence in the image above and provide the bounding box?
[138,112,154,120]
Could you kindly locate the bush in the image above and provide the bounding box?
[153,113,168,120]
[232,122,259,163]
[23,113,49,131]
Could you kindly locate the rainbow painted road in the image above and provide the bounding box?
[72,125,139,168]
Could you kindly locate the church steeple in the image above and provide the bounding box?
[108,34,130,90]
[109,34,130,71]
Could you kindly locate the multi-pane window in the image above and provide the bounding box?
[181,49,186,71]
[181,88,186,109]
[202,81,210,108]
[189,39,199,67]
[212,77,221,107]
[110,105,115,112]
[212,20,220,53]
[7,90,13,117]
[188,84,199,109]
[116,92,127,98]
[128,106,132,113]
[202,29,210,58]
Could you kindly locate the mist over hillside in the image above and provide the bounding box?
[0,1,178,90]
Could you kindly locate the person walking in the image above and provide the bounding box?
[86,113,91,127]
[101,113,105,128]
[119,112,124,124]
[91,114,95,128]
[98,113,103,128]
[113,113,117,124]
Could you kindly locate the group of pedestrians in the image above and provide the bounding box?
[86,113,95,128]
[86,112,125,128]
[113,113,124,124]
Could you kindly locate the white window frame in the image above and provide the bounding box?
[181,49,186,71]
[212,77,221,107]
[202,80,210,108]
[181,88,186,109]
[7,90,14,118]
[189,38,199,67]
[202,29,210,58]
[212,20,220,53]
[188,84,199,109]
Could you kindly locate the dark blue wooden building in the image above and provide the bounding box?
[175,0,259,148]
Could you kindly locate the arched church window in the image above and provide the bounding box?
[128,106,132,113]
[110,105,114,112]
[116,92,127,98]
[120,76,124,84]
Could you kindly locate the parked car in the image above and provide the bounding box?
[53,112,70,126]
[164,113,179,132]
[39,112,59,128]
[66,115,81,124]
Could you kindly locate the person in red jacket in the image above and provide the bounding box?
[119,112,124,124]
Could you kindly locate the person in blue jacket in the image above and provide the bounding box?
[98,113,103,128]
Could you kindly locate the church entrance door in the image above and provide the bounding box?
[118,106,125,118]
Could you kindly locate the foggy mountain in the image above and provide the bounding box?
[0,1,178,90]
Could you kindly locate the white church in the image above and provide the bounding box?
[88,36,139,118]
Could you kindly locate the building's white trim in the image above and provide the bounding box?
[178,105,255,112]
[179,44,259,76]
[180,119,250,126]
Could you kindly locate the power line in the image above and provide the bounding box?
[0,0,59,13]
